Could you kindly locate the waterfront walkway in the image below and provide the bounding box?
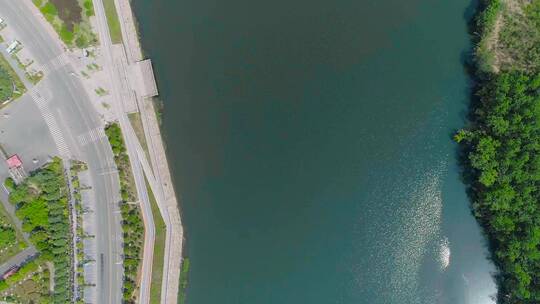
[99,0,184,302]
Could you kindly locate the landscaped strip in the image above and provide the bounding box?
[105,123,144,304]
[128,112,151,166]
[70,160,91,303]
[32,0,98,48]
[178,257,190,304]
[456,0,540,302]
[3,157,73,303]
[0,201,26,264]
[102,0,123,44]
[0,52,26,101]
[146,177,165,304]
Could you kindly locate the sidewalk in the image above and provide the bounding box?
[113,0,184,303]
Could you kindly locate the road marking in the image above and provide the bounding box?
[77,128,106,146]
[34,52,69,75]
[29,89,72,158]
[1,184,9,195]
[98,169,118,176]
[29,88,48,106]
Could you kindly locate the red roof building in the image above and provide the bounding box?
[6,155,22,169]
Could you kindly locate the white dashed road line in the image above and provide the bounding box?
[34,52,70,75]
[77,128,106,147]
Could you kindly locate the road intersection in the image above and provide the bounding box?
[0,0,183,303]
[0,1,123,302]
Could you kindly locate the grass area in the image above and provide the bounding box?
[105,123,137,202]
[5,158,73,302]
[25,71,44,85]
[497,0,540,72]
[476,0,540,73]
[10,54,44,85]
[80,0,95,17]
[0,201,26,264]
[105,123,144,303]
[32,0,98,48]
[103,0,123,44]
[152,97,164,127]
[0,67,13,102]
[0,260,51,303]
[145,177,166,304]
[128,112,152,167]
[178,258,189,304]
[0,53,26,101]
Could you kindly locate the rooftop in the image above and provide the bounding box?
[6,154,22,169]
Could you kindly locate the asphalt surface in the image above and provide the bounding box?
[110,1,185,302]
[0,1,124,303]
[0,248,38,276]
[91,1,157,303]
[0,96,48,284]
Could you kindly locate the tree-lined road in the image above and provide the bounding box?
[92,0,183,303]
[0,1,124,303]
[0,0,183,302]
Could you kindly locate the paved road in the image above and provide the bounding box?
[0,89,53,287]
[95,0,186,301]
[112,0,184,302]
[91,1,156,303]
[0,248,38,276]
[0,1,124,303]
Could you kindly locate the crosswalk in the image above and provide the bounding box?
[29,88,47,107]
[34,52,70,75]
[29,89,72,158]
[77,128,106,146]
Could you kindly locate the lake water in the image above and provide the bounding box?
[131,0,497,303]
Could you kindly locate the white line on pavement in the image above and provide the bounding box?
[29,89,72,158]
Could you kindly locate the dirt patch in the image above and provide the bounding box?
[50,0,82,31]
[485,13,504,72]
[505,0,528,14]
[487,0,540,72]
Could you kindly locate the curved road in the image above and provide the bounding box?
[0,1,124,303]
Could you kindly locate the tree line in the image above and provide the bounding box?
[458,1,540,302]
[105,123,144,303]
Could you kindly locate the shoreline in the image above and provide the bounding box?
[457,0,540,302]
[112,0,184,303]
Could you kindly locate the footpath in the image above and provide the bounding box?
[112,0,184,303]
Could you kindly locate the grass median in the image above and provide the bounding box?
[178,258,190,304]
[105,123,144,303]
[145,177,166,304]
[103,0,123,44]
[128,112,152,169]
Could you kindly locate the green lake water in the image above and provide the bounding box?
[131,0,498,303]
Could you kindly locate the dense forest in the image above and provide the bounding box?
[457,0,540,302]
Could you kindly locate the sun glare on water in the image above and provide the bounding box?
[439,237,451,270]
